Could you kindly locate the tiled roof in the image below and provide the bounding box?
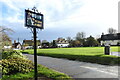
[23,40,41,46]
[54,38,69,44]
[101,33,120,40]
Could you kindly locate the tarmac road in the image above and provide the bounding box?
[24,54,119,79]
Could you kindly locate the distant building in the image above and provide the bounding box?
[53,38,69,48]
[12,40,22,50]
[22,39,41,49]
[3,39,12,49]
[101,33,120,46]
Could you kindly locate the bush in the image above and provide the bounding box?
[2,50,27,59]
[2,64,73,80]
[1,57,34,75]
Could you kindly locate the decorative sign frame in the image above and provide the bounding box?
[25,9,44,29]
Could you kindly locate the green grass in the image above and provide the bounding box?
[23,46,120,65]
[110,46,120,52]
[2,64,73,80]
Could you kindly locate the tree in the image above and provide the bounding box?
[85,36,99,47]
[75,32,85,46]
[108,28,117,34]
[42,40,48,43]
[76,32,85,40]
[52,40,57,48]
[96,35,101,46]
[42,40,49,48]
[96,38,101,45]
[0,26,13,49]
[66,37,72,43]
[71,40,81,47]
[66,37,73,47]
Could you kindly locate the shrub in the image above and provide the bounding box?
[2,64,73,80]
[1,57,34,75]
[2,50,27,59]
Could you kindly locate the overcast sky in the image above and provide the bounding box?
[0,0,119,43]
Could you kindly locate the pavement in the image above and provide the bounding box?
[110,52,120,57]
[24,54,119,79]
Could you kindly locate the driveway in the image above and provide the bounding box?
[24,54,119,79]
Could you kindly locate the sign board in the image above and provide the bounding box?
[25,10,43,29]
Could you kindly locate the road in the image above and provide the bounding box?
[24,54,119,79]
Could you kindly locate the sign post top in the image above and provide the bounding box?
[25,8,44,29]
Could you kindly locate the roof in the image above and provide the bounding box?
[23,40,41,46]
[101,33,120,40]
[54,38,69,44]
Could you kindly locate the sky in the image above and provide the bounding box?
[0,0,119,43]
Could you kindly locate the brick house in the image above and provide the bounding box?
[22,39,41,49]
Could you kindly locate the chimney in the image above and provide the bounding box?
[14,40,16,43]
[102,33,104,35]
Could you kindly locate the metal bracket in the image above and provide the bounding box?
[32,6,39,13]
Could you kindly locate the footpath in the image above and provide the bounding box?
[110,52,120,57]
[24,54,119,79]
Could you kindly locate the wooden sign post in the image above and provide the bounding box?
[25,7,44,80]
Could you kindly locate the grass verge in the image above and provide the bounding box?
[22,47,120,65]
[1,64,73,80]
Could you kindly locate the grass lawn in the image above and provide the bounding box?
[2,64,73,80]
[22,46,120,65]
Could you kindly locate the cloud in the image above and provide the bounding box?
[1,0,119,42]
[1,0,82,28]
[1,0,36,24]
[1,0,20,11]
[35,0,83,24]
[44,0,119,32]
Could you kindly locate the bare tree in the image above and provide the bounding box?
[76,32,85,40]
[0,26,14,48]
[66,37,72,43]
[1,26,13,40]
[75,32,85,46]
[108,28,117,34]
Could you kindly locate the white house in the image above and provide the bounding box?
[54,38,69,48]
[3,39,12,49]
[101,33,120,46]
[12,40,22,50]
[4,46,12,49]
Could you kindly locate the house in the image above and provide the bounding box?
[53,38,69,48]
[22,39,41,49]
[12,40,22,50]
[3,39,12,49]
[1,40,12,49]
[101,33,120,46]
